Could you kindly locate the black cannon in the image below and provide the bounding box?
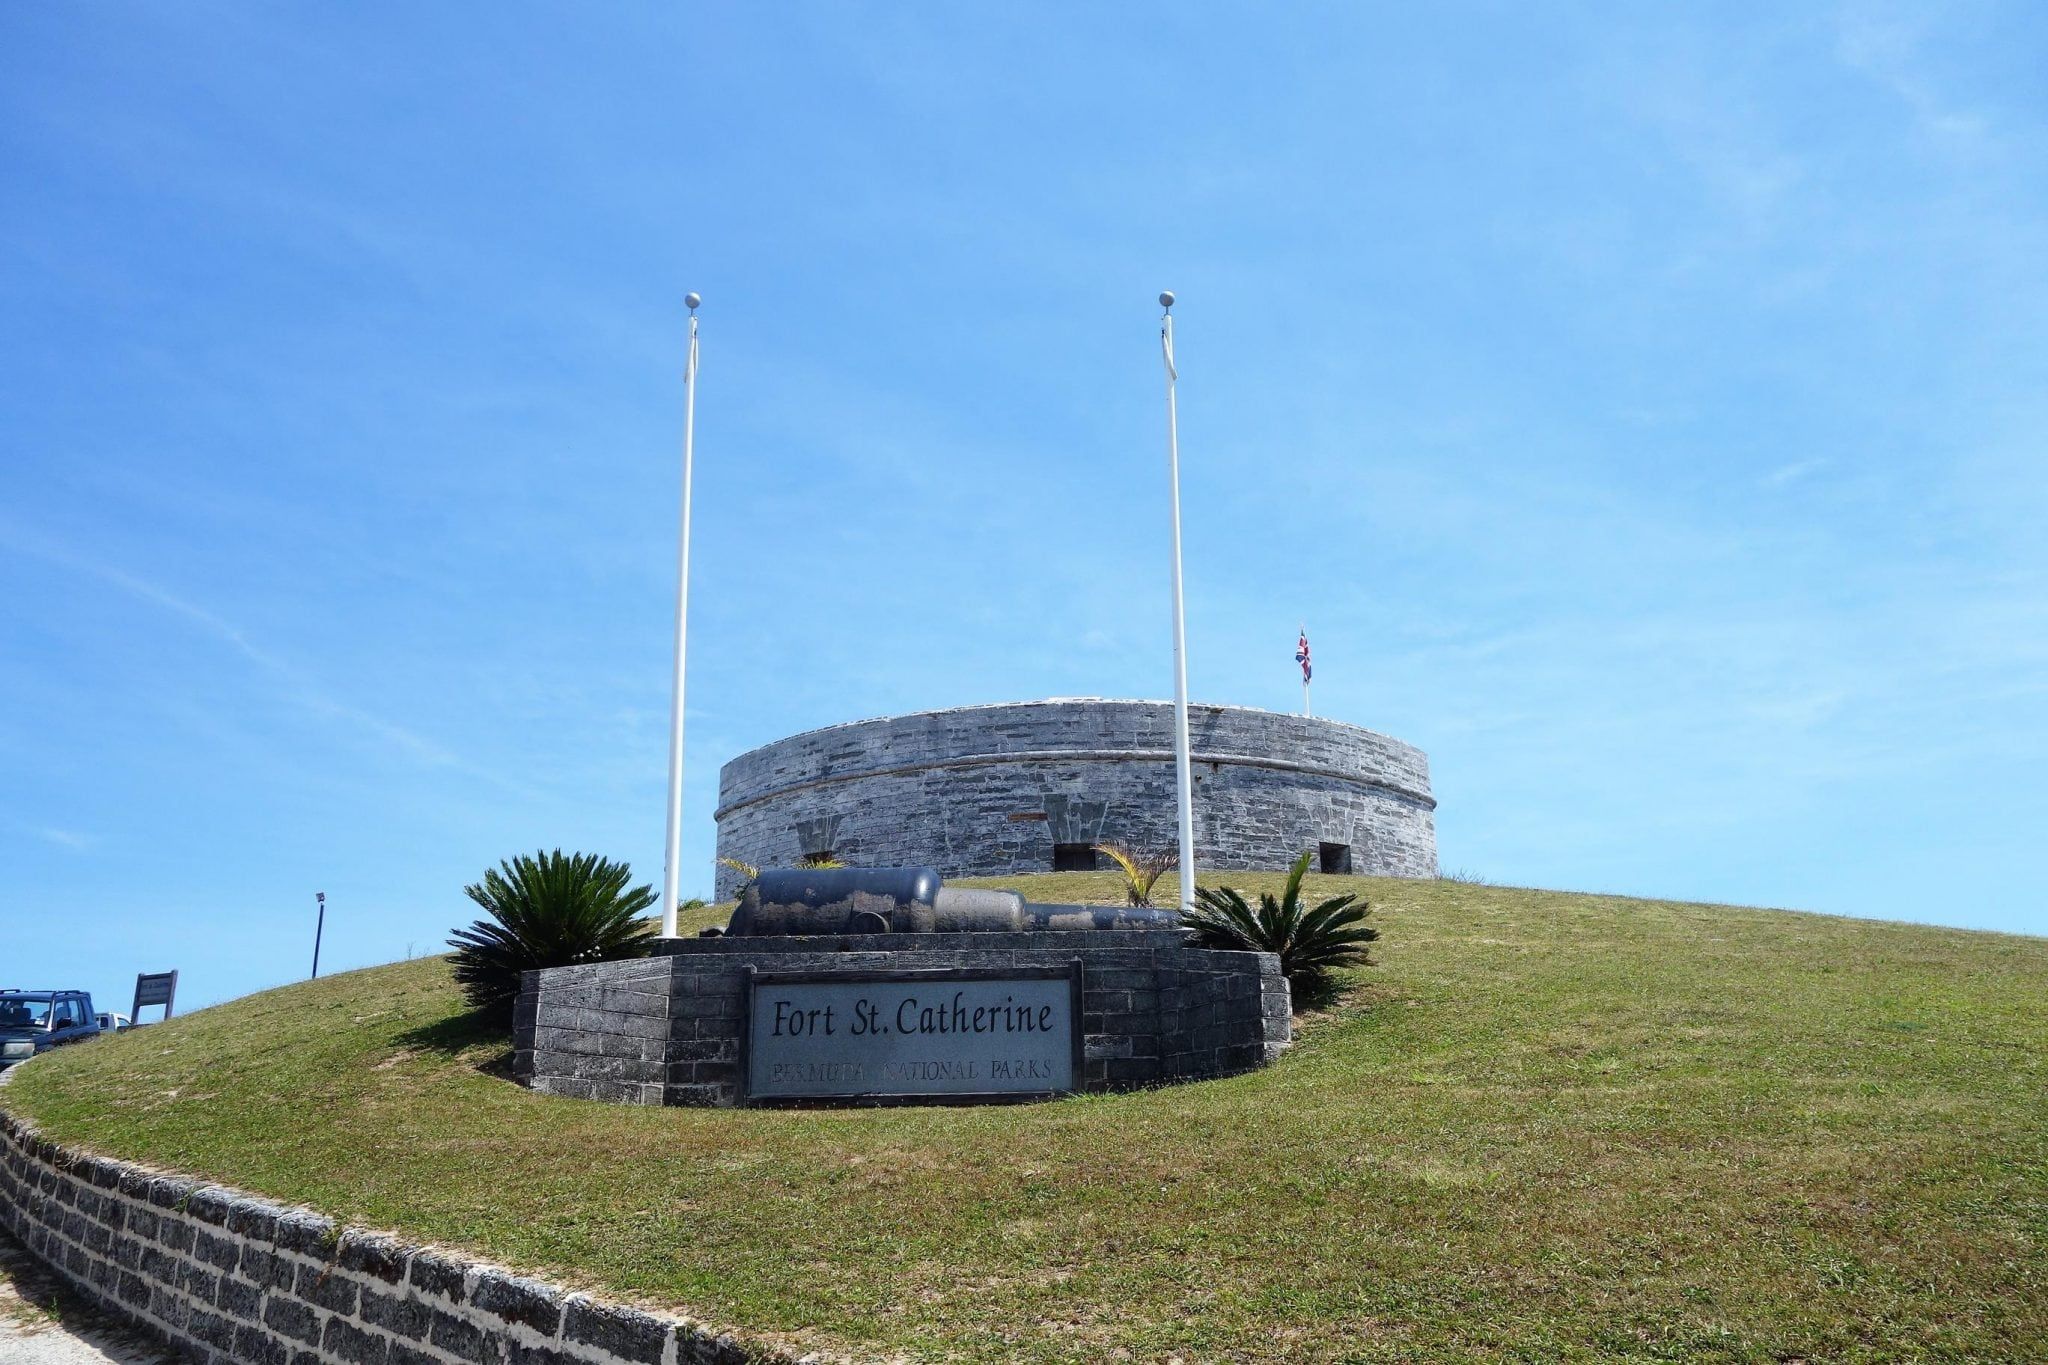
[720,865,1182,937]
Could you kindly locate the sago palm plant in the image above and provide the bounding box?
[1094,841,1177,907]
[1182,850,1378,986]
[448,849,657,1015]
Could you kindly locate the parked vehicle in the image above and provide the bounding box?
[95,1011,132,1033]
[0,991,102,1070]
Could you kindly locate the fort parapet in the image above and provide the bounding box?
[713,699,1437,898]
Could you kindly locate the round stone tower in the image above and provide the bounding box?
[711,699,1437,899]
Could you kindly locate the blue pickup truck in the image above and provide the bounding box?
[0,990,103,1071]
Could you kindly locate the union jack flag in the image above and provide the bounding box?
[1296,630,1312,683]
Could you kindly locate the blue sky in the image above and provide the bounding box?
[3,4,2043,1012]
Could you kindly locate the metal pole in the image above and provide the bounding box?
[662,294,702,939]
[311,892,326,980]
[1160,292,1197,913]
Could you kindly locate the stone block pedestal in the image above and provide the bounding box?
[512,931,1291,1107]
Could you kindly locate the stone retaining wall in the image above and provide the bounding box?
[712,699,1438,899]
[0,1110,765,1365]
[514,933,1291,1107]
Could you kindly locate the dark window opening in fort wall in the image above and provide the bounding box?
[1053,842,1099,872]
[798,850,839,867]
[712,700,1438,899]
[1319,841,1353,875]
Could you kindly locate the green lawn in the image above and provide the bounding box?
[7,874,2046,1362]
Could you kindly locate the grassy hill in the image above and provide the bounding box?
[6,873,2046,1362]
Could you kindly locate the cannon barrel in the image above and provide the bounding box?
[728,866,943,937]
[1020,902,1183,931]
[724,866,1181,936]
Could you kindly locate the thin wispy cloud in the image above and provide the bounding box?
[1835,11,1995,157]
[0,520,538,798]
[1761,458,1828,488]
[26,825,90,851]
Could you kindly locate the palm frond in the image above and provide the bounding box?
[447,849,657,1019]
[1180,850,1379,992]
[1094,841,1177,906]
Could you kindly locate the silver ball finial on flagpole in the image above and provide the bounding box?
[685,292,702,312]
[1159,290,1175,310]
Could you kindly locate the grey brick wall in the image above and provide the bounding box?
[514,934,1290,1107]
[712,700,1436,899]
[0,1110,768,1365]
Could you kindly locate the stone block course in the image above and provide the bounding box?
[519,930,1291,1106]
[563,1300,671,1365]
[295,1262,360,1315]
[361,1286,430,1341]
[406,1250,466,1305]
[237,1321,294,1365]
[0,1108,772,1365]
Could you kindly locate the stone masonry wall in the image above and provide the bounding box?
[513,933,1291,1107]
[712,700,1437,899]
[0,1109,765,1365]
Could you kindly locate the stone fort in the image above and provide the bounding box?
[713,699,1437,898]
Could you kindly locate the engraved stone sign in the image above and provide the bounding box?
[742,965,1081,1103]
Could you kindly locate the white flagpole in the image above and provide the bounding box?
[1160,291,1197,913]
[661,292,702,939]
